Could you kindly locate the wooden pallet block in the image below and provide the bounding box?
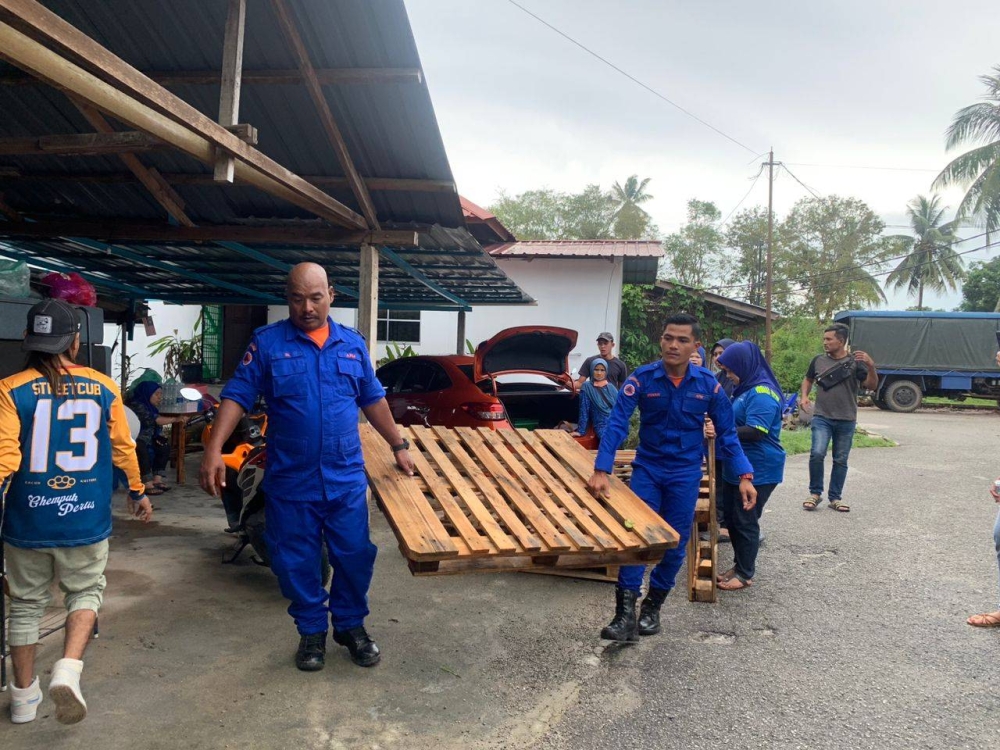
[361,425,680,576]
[686,440,717,603]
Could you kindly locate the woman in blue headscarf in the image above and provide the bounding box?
[710,338,737,399]
[130,381,184,494]
[714,341,786,591]
[572,357,619,444]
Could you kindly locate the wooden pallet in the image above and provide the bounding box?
[687,441,718,602]
[361,425,680,576]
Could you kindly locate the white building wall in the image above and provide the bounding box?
[262,257,624,376]
[104,301,203,381]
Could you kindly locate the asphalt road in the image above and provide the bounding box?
[5,408,1000,749]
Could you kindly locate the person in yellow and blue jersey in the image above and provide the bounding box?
[0,299,151,727]
[587,313,757,642]
[715,341,785,591]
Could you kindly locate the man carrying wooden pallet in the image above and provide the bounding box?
[200,263,413,672]
[587,313,757,641]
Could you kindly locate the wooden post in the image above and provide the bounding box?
[119,319,128,393]
[456,310,467,355]
[357,243,379,364]
[214,0,246,183]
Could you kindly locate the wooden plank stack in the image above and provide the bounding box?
[686,441,718,602]
[361,424,680,576]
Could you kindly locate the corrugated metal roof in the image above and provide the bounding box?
[0,0,533,308]
[487,240,664,258]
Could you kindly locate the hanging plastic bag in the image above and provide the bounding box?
[0,258,30,297]
[42,271,97,306]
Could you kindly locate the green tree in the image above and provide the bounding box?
[769,317,827,394]
[661,200,724,287]
[777,196,895,321]
[489,188,564,239]
[611,175,655,239]
[885,195,964,308]
[959,256,1000,311]
[933,65,1000,232]
[561,184,616,240]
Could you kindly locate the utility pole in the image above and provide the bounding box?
[765,148,775,362]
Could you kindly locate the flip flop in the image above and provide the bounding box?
[829,500,850,513]
[967,612,1000,628]
[717,567,737,584]
[802,495,821,511]
[718,576,752,591]
[144,486,165,496]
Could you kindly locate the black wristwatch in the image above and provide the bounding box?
[391,438,410,453]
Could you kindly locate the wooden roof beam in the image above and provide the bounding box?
[0,219,419,247]
[214,0,246,183]
[74,102,194,227]
[0,170,455,193]
[0,68,424,86]
[0,1,366,229]
[270,0,379,229]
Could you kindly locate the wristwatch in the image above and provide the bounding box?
[391,438,410,453]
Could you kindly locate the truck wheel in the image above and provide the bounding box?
[243,507,332,587]
[884,380,922,413]
[872,396,890,410]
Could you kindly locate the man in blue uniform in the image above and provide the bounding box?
[200,263,414,672]
[587,313,757,641]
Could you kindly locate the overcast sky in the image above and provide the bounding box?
[405,0,1000,309]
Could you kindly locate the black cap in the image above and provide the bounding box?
[23,299,81,354]
[596,332,614,343]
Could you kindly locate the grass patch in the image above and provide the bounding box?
[922,395,997,408]
[780,427,896,456]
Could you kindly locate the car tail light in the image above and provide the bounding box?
[461,402,506,421]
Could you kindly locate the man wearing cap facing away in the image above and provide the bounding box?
[576,332,629,390]
[1,299,152,725]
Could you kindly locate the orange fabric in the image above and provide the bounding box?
[669,376,684,388]
[306,323,330,349]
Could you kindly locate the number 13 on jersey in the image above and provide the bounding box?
[29,399,102,473]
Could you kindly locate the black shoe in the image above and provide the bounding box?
[295,632,327,671]
[600,587,639,642]
[333,626,381,667]
[637,587,669,636]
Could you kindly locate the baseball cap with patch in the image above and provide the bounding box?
[596,332,614,342]
[23,298,82,354]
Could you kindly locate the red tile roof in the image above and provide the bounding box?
[486,240,663,258]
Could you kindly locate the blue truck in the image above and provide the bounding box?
[834,310,1000,412]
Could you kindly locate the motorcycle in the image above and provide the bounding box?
[204,403,331,585]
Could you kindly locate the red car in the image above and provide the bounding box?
[375,326,597,448]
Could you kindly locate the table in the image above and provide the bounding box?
[160,408,198,484]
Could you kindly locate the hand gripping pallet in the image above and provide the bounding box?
[361,425,679,576]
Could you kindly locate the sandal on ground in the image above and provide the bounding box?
[967,611,1000,628]
[802,495,822,511]
[829,500,850,513]
[718,575,752,591]
[144,486,165,496]
[717,567,737,584]
[152,483,172,492]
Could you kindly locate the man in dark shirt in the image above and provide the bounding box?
[576,332,628,389]
[800,323,877,513]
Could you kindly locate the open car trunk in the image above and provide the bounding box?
[494,382,579,430]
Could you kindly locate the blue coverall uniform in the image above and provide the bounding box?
[221,318,386,635]
[594,361,754,593]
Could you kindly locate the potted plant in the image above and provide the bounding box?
[148,313,203,383]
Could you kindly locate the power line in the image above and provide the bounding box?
[720,164,766,227]
[780,164,822,200]
[505,0,760,156]
[785,162,941,174]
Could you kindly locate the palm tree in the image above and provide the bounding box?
[611,175,654,238]
[886,195,964,308]
[933,65,1000,233]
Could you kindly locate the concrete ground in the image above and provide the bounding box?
[4,407,1000,749]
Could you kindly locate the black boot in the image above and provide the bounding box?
[600,587,639,642]
[295,631,327,671]
[637,587,669,636]
[333,626,381,667]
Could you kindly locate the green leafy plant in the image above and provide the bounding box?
[376,342,416,367]
[466,339,476,355]
[147,312,203,380]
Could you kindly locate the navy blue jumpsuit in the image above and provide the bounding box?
[594,361,754,593]
[221,318,386,635]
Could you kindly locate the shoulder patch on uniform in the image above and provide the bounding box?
[713,382,720,393]
[622,383,636,397]
[242,351,253,366]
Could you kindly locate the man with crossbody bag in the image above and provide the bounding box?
[799,323,878,513]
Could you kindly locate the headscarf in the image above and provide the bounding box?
[712,338,738,397]
[132,381,162,420]
[717,341,783,403]
[691,346,707,368]
[582,357,618,418]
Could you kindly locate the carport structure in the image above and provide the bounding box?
[0,0,532,354]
